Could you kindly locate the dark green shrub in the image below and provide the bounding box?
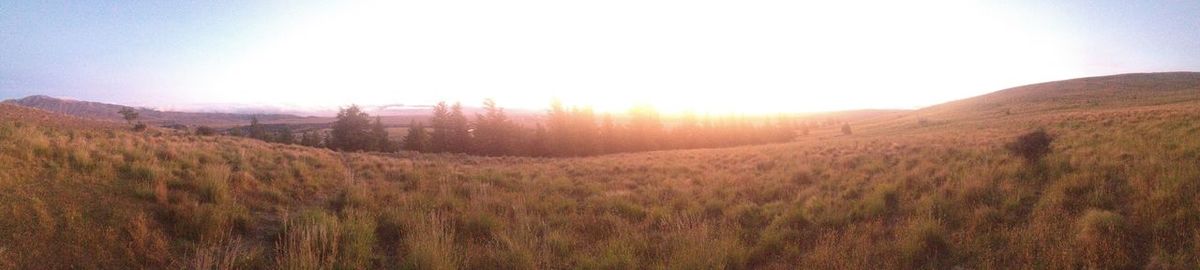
[1006,129,1053,163]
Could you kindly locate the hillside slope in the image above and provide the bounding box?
[2,73,1200,269]
[922,72,1200,117]
[2,95,311,127]
[851,72,1200,133]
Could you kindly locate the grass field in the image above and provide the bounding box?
[1,73,1199,269]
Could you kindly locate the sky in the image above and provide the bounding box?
[2,0,1199,115]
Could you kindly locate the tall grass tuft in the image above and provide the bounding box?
[275,211,341,270]
[402,213,458,270]
[1077,209,1134,268]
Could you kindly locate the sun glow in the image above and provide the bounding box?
[186,1,1085,114]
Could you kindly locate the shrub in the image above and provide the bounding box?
[898,218,951,269]
[195,126,216,136]
[857,184,899,218]
[841,123,852,135]
[124,214,171,267]
[457,212,500,244]
[1006,129,1053,163]
[750,207,813,266]
[133,123,148,132]
[1077,209,1133,268]
[198,164,231,204]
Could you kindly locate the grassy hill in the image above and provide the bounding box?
[857,72,1200,132]
[2,95,317,127]
[1,72,1199,269]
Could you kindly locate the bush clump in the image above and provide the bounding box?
[1077,209,1134,269]
[899,218,951,269]
[195,126,216,136]
[1006,129,1053,163]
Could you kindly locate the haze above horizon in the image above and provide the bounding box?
[3,1,1200,114]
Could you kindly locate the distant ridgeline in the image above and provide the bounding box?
[2,95,306,127]
[228,99,803,157]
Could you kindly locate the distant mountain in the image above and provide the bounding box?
[2,95,317,127]
[0,95,551,128]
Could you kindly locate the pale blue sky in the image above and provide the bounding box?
[2,1,1199,113]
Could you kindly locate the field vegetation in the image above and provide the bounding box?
[1,73,1199,269]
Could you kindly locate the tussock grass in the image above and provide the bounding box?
[2,80,1200,268]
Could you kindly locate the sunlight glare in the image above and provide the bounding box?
[188,0,1084,114]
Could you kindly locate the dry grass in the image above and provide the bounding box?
[2,75,1200,268]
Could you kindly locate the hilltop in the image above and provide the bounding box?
[1,95,553,129]
[846,72,1200,133]
[1,95,320,127]
[1,72,1199,269]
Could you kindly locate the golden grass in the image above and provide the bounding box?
[2,87,1200,268]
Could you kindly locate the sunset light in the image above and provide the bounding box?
[181,1,1088,114]
[4,1,1200,268]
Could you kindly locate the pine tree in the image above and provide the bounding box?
[429,102,451,153]
[627,104,664,151]
[570,106,599,156]
[599,113,620,154]
[448,102,472,153]
[329,105,373,152]
[371,116,391,152]
[473,98,515,156]
[528,123,549,157]
[402,120,429,152]
[673,111,700,149]
[546,99,573,156]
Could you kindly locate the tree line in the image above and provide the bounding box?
[230,99,800,157]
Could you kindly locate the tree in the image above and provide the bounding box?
[627,104,664,151]
[672,111,700,149]
[599,113,621,154]
[473,98,515,156]
[402,120,429,152]
[570,106,599,156]
[447,102,472,153]
[300,131,323,147]
[370,116,392,152]
[248,116,267,140]
[117,107,142,130]
[527,123,549,157]
[274,127,295,144]
[117,107,139,125]
[546,99,573,156]
[429,102,451,153]
[329,105,373,152]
